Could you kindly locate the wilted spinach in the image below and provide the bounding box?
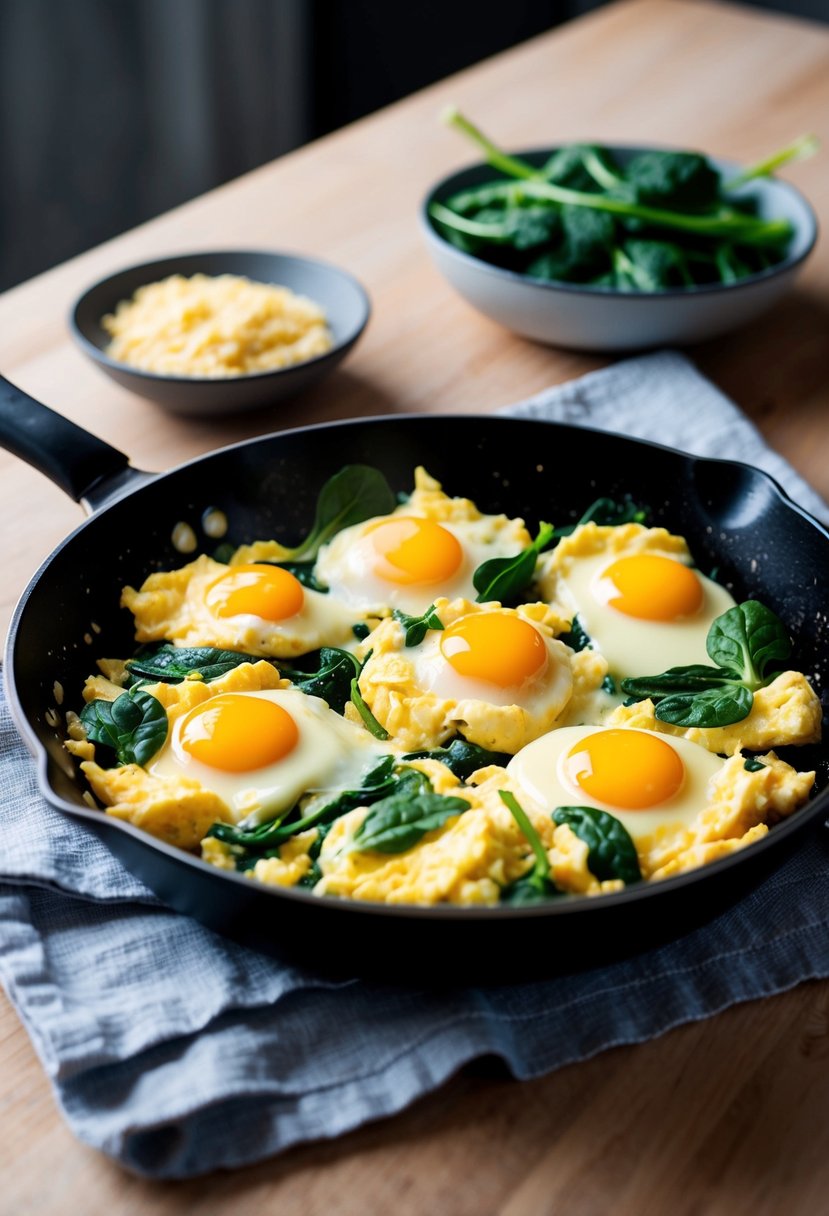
[621,600,791,729]
[552,806,641,885]
[280,646,388,739]
[79,687,168,767]
[351,789,470,854]
[403,737,511,779]
[126,644,274,685]
[498,790,560,904]
[281,465,396,560]
[392,603,444,647]
[208,755,401,852]
[472,522,554,604]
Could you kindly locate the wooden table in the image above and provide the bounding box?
[2,0,828,1210]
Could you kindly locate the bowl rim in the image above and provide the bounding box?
[420,144,819,302]
[68,248,372,385]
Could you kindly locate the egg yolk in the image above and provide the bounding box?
[599,554,703,621]
[440,612,548,688]
[177,694,299,772]
[205,564,305,621]
[366,517,463,586]
[564,729,685,809]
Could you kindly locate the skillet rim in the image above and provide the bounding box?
[5,411,829,923]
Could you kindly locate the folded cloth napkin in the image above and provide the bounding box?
[2,350,829,1180]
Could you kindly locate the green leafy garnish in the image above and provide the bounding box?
[79,687,168,767]
[351,790,469,854]
[744,756,767,773]
[402,738,511,780]
[392,603,444,647]
[281,465,396,560]
[473,522,554,604]
[552,806,641,885]
[126,644,273,685]
[352,623,371,640]
[621,601,791,729]
[498,790,560,904]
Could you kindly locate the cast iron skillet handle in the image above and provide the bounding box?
[0,372,150,513]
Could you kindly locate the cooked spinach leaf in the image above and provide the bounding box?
[283,465,396,560]
[352,623,371,640]
[281,646,359,712]
[280,645,389,738]
[208,755,400,851]
[402,738,511,779]
[351,789,469,854]
[706,600,791,687]
[266,560,328,591]
[559,615,592,653]
[392,602,444,647]
[349,648,390,740]
[473,522,554,605]
[552,806,641,885]
[552,495,648,540]
[126,644,272,685]
[744,756,767,772]
[499,790,560,904]
[79,687,168,767]
[620,601,791,729]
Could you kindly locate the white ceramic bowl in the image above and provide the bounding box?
[420,147,818,351]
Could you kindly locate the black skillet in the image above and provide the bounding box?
[3,374,829,981]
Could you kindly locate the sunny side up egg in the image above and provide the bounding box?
[151,687,387,826]
[353,598,607,754]
[121,555,363,658]
[538,523,736,679]
[507,724,724,844]
[312,468,531,615]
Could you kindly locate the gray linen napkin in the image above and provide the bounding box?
[2,351,828,1180]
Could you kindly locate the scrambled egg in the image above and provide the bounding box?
[103,273,333,378]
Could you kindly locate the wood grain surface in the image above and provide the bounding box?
[2,0,829,1211]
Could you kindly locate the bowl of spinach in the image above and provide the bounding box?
[421,110,818,351]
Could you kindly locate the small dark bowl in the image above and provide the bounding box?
[421,147,818,351]
[70,250,371,416]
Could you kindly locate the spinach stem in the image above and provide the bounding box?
[441,106,539,181]
[499,790,550,879]
[434,181,792,243]
[723,133,819,190]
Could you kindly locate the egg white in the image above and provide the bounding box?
[555,550,736,679]
[315,514,529,615]
[150,688,388,827]
[507,724,724,842]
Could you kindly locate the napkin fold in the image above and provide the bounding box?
[2,350,828,1180]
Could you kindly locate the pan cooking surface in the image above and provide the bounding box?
[6,415,829,973]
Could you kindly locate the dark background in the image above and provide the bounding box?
[0,0,825,291]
